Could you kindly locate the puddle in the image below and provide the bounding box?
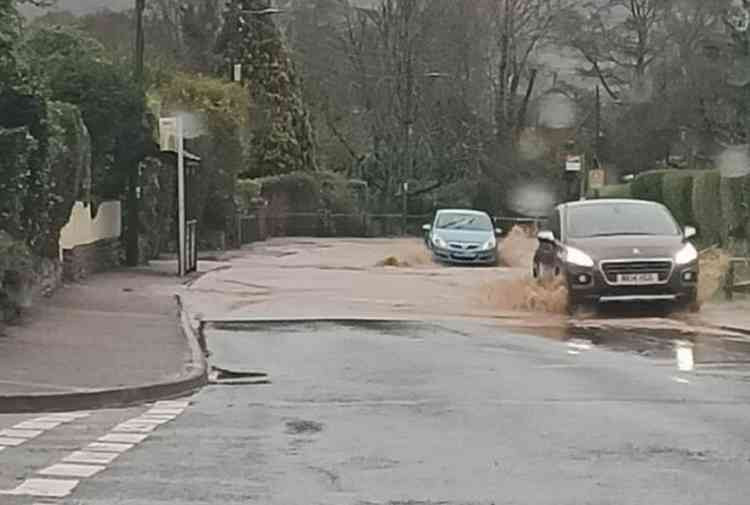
[529,324,750,376]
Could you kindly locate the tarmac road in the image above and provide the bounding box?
[3,319,750,504]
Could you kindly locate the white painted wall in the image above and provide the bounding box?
[59,201,121,253]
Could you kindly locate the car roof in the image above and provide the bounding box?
[559,198,662,210]
[435,208,489,215]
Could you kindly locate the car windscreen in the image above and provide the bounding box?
[435,212,493,231]
[566,203,681,239]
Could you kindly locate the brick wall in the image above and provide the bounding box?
[63,238,121,282]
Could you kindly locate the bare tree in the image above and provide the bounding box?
[489,0,574,146]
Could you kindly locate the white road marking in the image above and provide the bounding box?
[112,422,157,433]
[98,433,148,444]
[147,408,184,415]
[672,376,691,384]
[35,415,79,423]
[63,451,119,465]
[39,463,106,478]
[567,350,580,355]
[0,478,79,497]
[131,416,171,425]
[48,411,90,419]
[86,442,133,453]
[14,420,62,430]
[0,436,26,446]
[0,429,43,439]
[0,446,5,452]
[154,400,191,408]
[140,413,177,420]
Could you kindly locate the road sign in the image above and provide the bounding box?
[566,155,582,172]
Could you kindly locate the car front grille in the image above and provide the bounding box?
[449,243,480,250]
[601,260,673,284]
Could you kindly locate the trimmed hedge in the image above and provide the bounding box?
[692,171,723,247]
[597,184,632,199]
[631,170,668,202]
[257,171,358,214]
[662,172,694,226]
[719,174,750,246]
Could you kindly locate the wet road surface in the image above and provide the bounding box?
[4,319,750,504]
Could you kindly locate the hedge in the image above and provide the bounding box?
[692,171,723,247]
[631,170,668,202]
[719,174,750,246]
[597,184,632,199]
[662,172,694,226]
[257,171,358,214]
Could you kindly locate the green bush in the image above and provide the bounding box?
[719,174,750,246]
[662,172,694,226]
[258,171,357,214]
[597,184,632,199]
[631,170,668,202]
[691,171,722,247]
[235,179,262,213]
[318,171,356,214]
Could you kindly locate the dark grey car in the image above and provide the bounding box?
[423,209,502,266]
[533,199,699,312]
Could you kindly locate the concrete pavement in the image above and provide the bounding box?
[0,266,208,413]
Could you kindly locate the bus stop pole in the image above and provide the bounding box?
[177,117,186,277]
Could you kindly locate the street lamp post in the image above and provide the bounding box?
[126,0,146,267]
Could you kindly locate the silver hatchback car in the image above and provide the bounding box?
[423,209,502,265]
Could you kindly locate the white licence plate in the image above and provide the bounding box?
[617,273,659,285]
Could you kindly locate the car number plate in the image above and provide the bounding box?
[617,273,659,285]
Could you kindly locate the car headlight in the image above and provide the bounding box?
[564,246,595,267]
[675,243,698,265]
[433,235,447,248]
[482,236,497,250]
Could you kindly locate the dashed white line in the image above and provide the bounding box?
[0,436,26,446]
[112,422,157,433]
[63,450,120,465]
[98,433,148,444]
[87,442,133,453]
[39,463,106,478]
[0,478,79,497]
[14,420,62,430]
[0,429,43,439]
[154,400,190,408]
[672,376,691,384]
[146,408,184,415]
[134,416,173,425]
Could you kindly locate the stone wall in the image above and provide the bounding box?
[63,238,121,282]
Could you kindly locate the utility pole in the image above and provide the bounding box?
[126,0,146,267]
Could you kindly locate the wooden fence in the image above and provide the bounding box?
[725,257,750,300]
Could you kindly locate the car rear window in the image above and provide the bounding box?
[566,203,681,239]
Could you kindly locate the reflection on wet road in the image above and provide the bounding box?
[530,323,750,378]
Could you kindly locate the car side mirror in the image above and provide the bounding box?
[494,228,503,237]
[537,230,555,243]
[684,226,697,239]
[422,224,432,232]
